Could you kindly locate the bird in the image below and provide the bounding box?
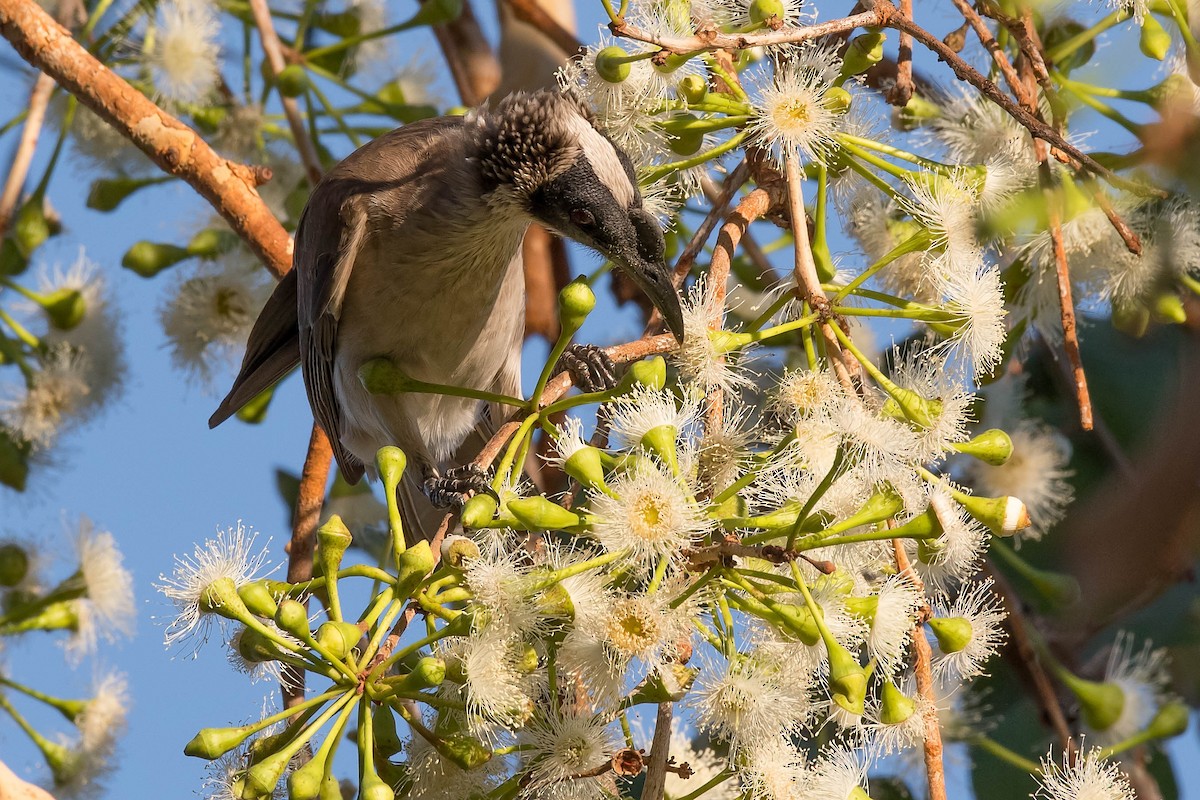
[209,90,685,540]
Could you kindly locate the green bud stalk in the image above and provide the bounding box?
[1144,701,1190,740]
[238,581,279,618]
[316,621,364,661]
[316,516,353,620]
[640,424,680,473]
[827,639,868,717]
[121,241,190,277]
[376,446,408,553]
[562,446,613,494]
[1059,670,1126,732]
[840,31,885,79]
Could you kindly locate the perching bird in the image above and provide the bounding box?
[210,90,684,539]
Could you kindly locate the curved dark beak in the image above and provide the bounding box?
[617,208,685,343]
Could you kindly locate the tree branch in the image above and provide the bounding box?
[611,9,885,55]
[0,0,293,278]
[0,72,52,236]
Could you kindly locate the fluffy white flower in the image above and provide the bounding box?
[160,258,271,385]
[147,0,221,103]
[589,462,709,566]
[75,672,129,756]
[67,517,135,661]
[929,578,1008,681]
[156,522,273,650]
[663,725,738,800]
[742,736,806,800]
[968,421,1074,537]
[931,256,1007,377]
[1084,632,1170,746]
[672,277,755,394]
[1,346,92,449]
[888,348,974,464]
[748,46,846,167]
[864,574,923,678]
[691,653,814,748]
[521,712,617,800]
[607,386,703,452]
[802,746,869,800]
[911,487,990,591]
[1034,747,1134,800]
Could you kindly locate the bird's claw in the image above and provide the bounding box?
[424,464,495,508]
[556,344,618,393]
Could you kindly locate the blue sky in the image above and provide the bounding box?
[1,1,1199,797]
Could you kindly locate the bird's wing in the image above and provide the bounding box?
[297,191,372,484]
[209,268,301,428]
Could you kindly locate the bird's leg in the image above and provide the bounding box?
[555,344,618,393]
[422,462,495,508]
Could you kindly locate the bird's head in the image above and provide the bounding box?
[472,91,684,341]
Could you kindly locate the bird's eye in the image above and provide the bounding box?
[570,208,596,228]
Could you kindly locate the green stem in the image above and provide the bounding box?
[643,131,748,184]
[969,735,1043,774]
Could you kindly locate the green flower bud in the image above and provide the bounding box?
[594,47,634,83]
[1112,300,1151,337]
[823,85,853,114]
[460,493,498,528]
[928,616,974,654]
[13,196,53,258]
[561,447,610,491]
[373,703,404,758]
[360,770,394,800]
[1152,290,1187,324]
[515,643,539,673]
[667,116,705,156]
[318,773,342,800]
[122,241,190,277]
[440,534,481,568]
[1062,673,1126,732]
[535,581,574,621]
[384,656,448,695]
[895,92,942,130]
[286,753,325,800]
[770,602,821,645]
[316,515,353,579]
[396,540,434,598]
[238,581,279,618]
[244,748,293,799]
[678,74,708,104]
[1145,700,1190,739]
[748,0,786,23]
[621,356,667,392]
[86,175,171,212]
[882,387,944,430]
[184,724,256,760]
[838,484,905,530]
[1025,565,1082,609]
[186,228,239,259]
[191,105,227,134]
[236,625,282,663]
[34,287,85,331]
[879,680,917,725]
[559,277,596,333]
[200,576,252,621]
[507,497,584,531]
[1140,14,1171,60]
[0,542,29,587]
[827,640,868,716]
[316,620,364,660]
[652,51,693,74]
[439,733,494,770]
[640,424,679,472]
[376,445,408,543]
[951,428,1013,465]
[955,492,1030,537]
[841,31,885,78]
[276,64,309,97]
[274,598,312,640]
[0,429,29,491]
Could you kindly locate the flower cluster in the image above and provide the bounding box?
[0,517,134,796]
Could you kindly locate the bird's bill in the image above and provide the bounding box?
[614,252,686,343]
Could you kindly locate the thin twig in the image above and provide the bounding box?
[640,702,674,800]
[892,539,949,800]
[0,0,292,277]
[426,0,500,106]
[946,0,1030,108]
[611,9,884,54]
[247,0,322,184]
[502,0,583,55]
[1040,160,1094,431]
[0,72,52,236]
[782,149,855,390]
[281,424,334,709]
[885,0,914,106]
[870,0,1144,193]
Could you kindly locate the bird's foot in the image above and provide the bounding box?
[556,344,618,393]
[424,464,495,508]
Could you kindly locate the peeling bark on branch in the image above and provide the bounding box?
[0,0,293,278]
